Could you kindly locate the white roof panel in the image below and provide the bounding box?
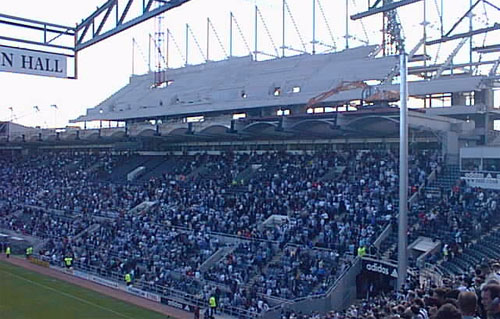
[73,45,485,122]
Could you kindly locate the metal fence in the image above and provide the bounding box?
[36,255,259,319]
[262,257,362,319]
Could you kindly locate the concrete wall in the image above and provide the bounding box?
[263,258,362,318]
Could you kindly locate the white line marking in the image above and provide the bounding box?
[0,269,136,319]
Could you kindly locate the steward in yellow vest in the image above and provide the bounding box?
[64,256,73,269]
[357,246,366,257]
[209,295,217,315]
[26,246,33,259]
[125,273,132,286]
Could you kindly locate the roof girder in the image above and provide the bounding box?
[75,0,192,51]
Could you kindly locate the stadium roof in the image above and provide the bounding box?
[73,45,391,122]
[73,44,486,123]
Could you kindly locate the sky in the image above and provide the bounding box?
[0,0,499,129]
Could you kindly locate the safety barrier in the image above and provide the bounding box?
[127,166,145,181]
[27,203,397,319]
[262,257,362,319]
[40,258,259,319]
[28,255,50,268]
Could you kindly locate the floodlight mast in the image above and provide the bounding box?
[398,45,408,291]
[350,0,410,290]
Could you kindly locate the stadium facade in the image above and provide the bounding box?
[1,44,499,163]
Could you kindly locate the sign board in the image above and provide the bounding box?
[362,259,398,279]
[161,297,195,313]
[461,172,500,190]
[28,256,50,268]
[0,46,67,78]
[71,269,160,302]
[126,286,161,302]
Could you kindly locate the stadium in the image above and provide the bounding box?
[1,0,500,319]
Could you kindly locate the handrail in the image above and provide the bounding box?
[5,207,382,318]
[48,258,260,319]
[407,167,439,208]
[424,262,444,277]
[420,262,444,287]
[164,223,282,246]
[373,222,392,249]
[11,188,407,319]
[265,254,359,313]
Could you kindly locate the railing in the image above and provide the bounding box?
[15,186,415,319]
[199,245,236,272]
[19,204,69,217]
[70,242,292,316]
[63,230,358,316]
[127,166,145,181]
[164,223,282,246]
[11,202,117,223]
[40,256,259,319]
[71,223,100,242]
[409,168,437,207]
[419,262,444,288]
[373,223,392,250]
[263,256,362,319]
[127,200,158,215]
[5,201,392,318]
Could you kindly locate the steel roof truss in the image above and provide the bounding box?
[75,0,191,51]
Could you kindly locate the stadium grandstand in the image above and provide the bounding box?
[2,0,500,319]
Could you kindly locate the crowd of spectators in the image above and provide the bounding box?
[7,149,489,317]
[280,257,500,319]
[2,206,93,241]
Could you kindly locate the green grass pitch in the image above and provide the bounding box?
[0,260,169,319]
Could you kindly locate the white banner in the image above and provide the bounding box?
[461,173,500,190]
[89,275,120,289]
[126,286,161,302]
[0,46,67,78]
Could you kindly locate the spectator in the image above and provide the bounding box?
[458,291,480,319]
[435,303,462,319]
[7,149,499,318]
[482,284,500,319]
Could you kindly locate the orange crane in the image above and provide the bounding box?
[306,80,399,109]
[306,81,368,109]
